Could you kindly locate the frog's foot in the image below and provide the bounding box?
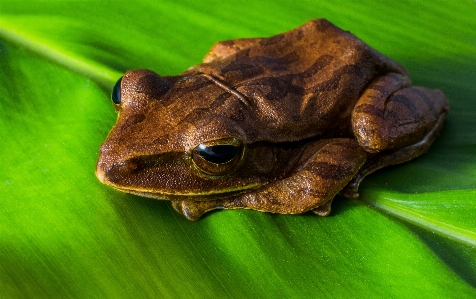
[311,199,333,216]
[171,200,222,221]
[212,139,365,217]
[341,107,448,199]
[340,181,360,199]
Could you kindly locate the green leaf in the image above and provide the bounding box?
[1,0,475,298]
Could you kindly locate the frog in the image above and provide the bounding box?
[96,18,449,221]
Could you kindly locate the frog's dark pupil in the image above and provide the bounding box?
[111,77,123,104]
[196,144,240,164]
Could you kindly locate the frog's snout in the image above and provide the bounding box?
[95,165,107,183]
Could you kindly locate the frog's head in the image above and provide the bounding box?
[96,69,296,200]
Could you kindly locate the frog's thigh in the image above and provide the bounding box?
[352,73,449,153]
[176,139,366,220]
[342,112,447,198]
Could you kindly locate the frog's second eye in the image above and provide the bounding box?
[192,138,244,176]
[111,77,123,104]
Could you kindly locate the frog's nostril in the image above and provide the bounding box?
[125,160,138,171]
[113,161,136,175]
[98,161,138,185]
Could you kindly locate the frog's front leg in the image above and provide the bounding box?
[173,139,366,220]
[342,73,449,198]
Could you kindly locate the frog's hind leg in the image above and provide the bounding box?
[342,73,449,198]
[341,112,446,198]
[173,139,367,220]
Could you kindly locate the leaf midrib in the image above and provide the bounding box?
[0,20,121,88]
[361,189,476,247]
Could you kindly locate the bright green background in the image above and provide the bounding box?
[1,1,475,298]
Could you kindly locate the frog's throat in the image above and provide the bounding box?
[113,182,263,201]
[199,73,253,107]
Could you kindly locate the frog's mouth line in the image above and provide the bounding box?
[110,182,263,201]
[96,156,265,201]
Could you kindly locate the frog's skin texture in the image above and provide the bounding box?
[96,19,449,221]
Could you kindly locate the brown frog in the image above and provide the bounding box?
[96,19,449,220]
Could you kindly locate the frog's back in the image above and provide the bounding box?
[190,19,407,143]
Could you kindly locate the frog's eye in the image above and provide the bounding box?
[111,76,123,105]
[192,138,244,176]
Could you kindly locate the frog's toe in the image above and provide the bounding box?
[171,200,201,220]
[173,200,220,221]
[176,201,203,221]
[171,200,184,214]
[340,182,360,199]
[311,199,333,216]
[181,206,203,221]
